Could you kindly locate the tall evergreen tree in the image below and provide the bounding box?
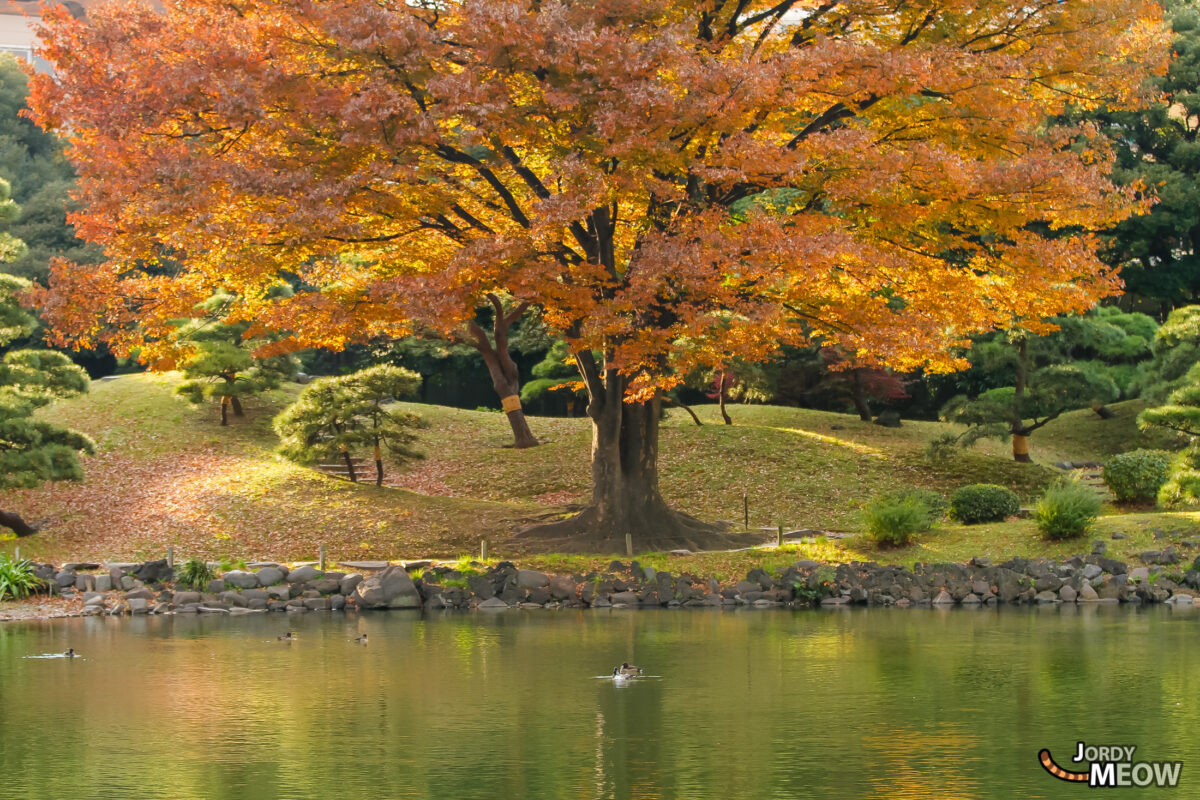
[1094,1,1200,311]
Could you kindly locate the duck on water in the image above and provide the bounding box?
[613,663,643,678]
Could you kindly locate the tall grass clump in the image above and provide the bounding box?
[1035,482,1102,540]
[862,489,944,547]
[0,554,44,601]
[175,557,215,591]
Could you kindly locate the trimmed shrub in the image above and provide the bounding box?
[949,484,1020,524]
[1035,481,1102,540]
[1102,449,1170,504]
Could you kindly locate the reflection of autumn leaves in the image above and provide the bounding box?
[861,724,982,800]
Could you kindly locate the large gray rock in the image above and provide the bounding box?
[354,565,421,609]
[95,574,112,593]
[549,576,578,601]
[135,559,173,583]
[171,591,201,607]
[255,567,285,586]
[128,598,149,614]
[609,591,640,606]
[516,570,550,589]
[477,597,510,609]
[340,574,364,595]
[124,588,154,600]
[932,589,954,605]
[54,570,76,589]
[1078,583,1100,601]
[267,585,291,601]
[223,570,260,589]
[313,578,341,595]
[288,566,323,584]
[1081,564,1103,581]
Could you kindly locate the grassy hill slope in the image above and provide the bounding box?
[2,374,1191,564]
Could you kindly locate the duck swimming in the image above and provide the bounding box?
[277,632,294,641]
[353,634,368,644]
[613,663,642,677]
[64,648,78,658]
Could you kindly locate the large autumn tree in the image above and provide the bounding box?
[29,0,1164,550]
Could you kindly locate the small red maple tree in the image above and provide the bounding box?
[28,0,1166,550]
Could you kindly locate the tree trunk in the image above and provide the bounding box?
[342,448,358,483]
[1011,431,1032,463]
[231,395,244,417]
[1010,337,1032,462]
[1091,402,1116,420]
[518,365,738,552]
[220,396,230,426]
[0,510,39,537]
[374,443,384,487]
[468,296,539,449]
[718,372,732,425]
[664,396,703,426]
[850,369,872,421]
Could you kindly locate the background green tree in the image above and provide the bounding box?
[1091,0,1200,313]
[0,55,100,286]
[0,273,92,536]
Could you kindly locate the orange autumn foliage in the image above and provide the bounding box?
[27,0,1166,386]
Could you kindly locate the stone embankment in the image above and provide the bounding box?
[17,538,1200,619]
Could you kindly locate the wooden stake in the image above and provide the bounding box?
[625,533,633,557]
[743,492,749,529]
[480,539,489,561]
[777,524,784,548]
[319,544,326,571]
[13,546,18,561]
[167,546,174,568]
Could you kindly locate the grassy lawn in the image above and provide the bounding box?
[2,373,1191,566]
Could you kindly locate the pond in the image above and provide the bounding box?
[0,606,1195,799]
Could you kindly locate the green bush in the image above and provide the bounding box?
[1035,481,1103,540]
[948,484,1021,524]
[880,488,948,519]
[0,554,44,601]
[862,493,938,546]
[1102,449,1171,504]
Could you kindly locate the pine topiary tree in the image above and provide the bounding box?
[274,365,425,485]
[1134,305,1200,405]
[1138,363,1200,506]
[174,291,298,425]
[0,273,92,536]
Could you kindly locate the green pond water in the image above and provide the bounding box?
[0,605,1197,799]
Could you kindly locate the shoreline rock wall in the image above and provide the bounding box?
[22,543,1200,618]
